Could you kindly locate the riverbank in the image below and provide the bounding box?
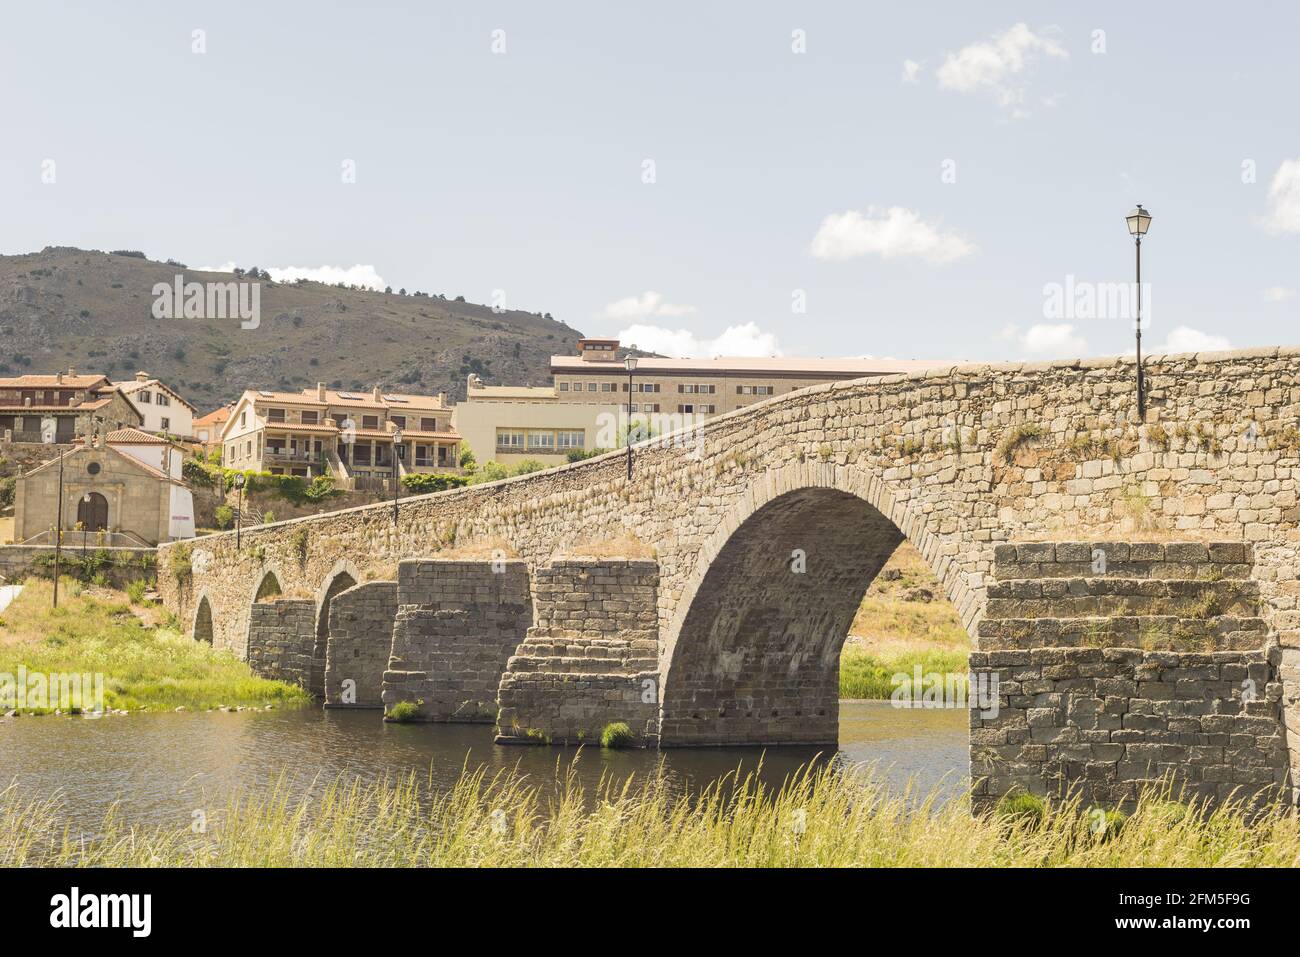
[0,579,309,713]
[4,763,1296,867]
[840,542,971,698]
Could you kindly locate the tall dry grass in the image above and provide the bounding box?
[5,764,1299,867]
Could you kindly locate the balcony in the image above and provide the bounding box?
[263,448,324,467]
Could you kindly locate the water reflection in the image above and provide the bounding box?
[2,700,967,832]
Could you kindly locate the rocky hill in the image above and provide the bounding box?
[0,247,584,414]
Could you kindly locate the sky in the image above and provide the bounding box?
[2,0,1298,363]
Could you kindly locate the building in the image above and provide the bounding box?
[13,428,195,546]
[453,374,620,468]
[0,370,143,444]
[452,339,956,466]
[193,402,235,452]
[551,338,956,416]
[115,372,198,439]
[222,383,462,489]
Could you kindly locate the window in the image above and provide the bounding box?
[421,417,437,431]
[362,415,379,430]
[138,391,151,404]
[391,415,406,428]
[240,410,247,428]
[301,410,319,425]
[586,383,597,392]
[157,393,170,407]
[756,386,774,395]
[558,382,570,391]
[528,431,555,450]
[558,430,584,449]
[161,417,170,430]
[267,408,285,422]
[87,461,101,476]
[496,429,524,449]
[415,445,430,465]
[601,382,614,392]
[644,403,660,413]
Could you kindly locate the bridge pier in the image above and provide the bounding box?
[496,559,660,746]
[323,581,398,708]
[381,560,533,722]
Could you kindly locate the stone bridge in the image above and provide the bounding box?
[160,347,1300,808]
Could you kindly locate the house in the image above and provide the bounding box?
[221,383,462,490]
[0,370,143,444]
[13,428,195,546]
[452,373,620,467]
[115,372,198,439]
[193,402,235,453]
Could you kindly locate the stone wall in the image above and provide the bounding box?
[246,598,315,689]
[0,544,155,588]
[324,581,397,708]
[971,540,1289,808]
[497,559,659,746]
[382,560,532,722]
[970,646,1287,809]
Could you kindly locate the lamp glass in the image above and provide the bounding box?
[625,356,638,372]
[1126,206,1152,236]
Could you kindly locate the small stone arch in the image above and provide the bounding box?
[253,569,282,602]
[310,560,362,697]
[192,593,215,644]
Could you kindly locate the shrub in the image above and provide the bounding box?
[995,424,1044,464]
[183,458,217,488]
[400,472,470,494]
[214,505,234,530]
[511,459,545,476]
[995,791,1046,826]
[467,462,509,485]
[387,701,420,723]
[126,579,150,604]
[600,721,634,749]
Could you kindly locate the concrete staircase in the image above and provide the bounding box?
[980,541,1269,652]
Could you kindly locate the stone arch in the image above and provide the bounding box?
[192,593,215,644]
[253,569,282,602]
[310,560,361,698]
[657,474,976,747]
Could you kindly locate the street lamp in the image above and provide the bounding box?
[1125,204,1153,420]
[233,472,246,550]
[53,448,66,608]
[391,428,403,524]
[624,356,638,481]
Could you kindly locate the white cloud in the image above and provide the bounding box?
[614,321,781,359]
[1156,326,1230,353]
[809,206,976,264]
[936,23,1067,114]
[901,59,922,83]
[1264,285,1296,302]
[597,291,696,323]
[193,261,388,290]
[1001,322,1088,357]
[1262,158,1300,234]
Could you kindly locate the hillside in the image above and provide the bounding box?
[0,247,584,413]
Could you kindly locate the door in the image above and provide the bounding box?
[77,492,109,531]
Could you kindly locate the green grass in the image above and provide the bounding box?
[840,647,969,699]
[0,580,309,713]
[386,701,420,723]
[2,764,1296,867]
[600,721,633,749]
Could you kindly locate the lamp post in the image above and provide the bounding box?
[53,449,65,608]
[233,472,246,550]
[1125,204,1153,420]
[391,428,403,524]
[624,356,638,481]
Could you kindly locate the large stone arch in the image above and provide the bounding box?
[310,560,361,697]
[192,593,215,644]
[657,476,974,747]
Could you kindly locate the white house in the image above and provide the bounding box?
[116,372,198,439]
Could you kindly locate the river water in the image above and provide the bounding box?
[2,700,967,832]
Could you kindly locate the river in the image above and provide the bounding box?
[2,700,967,832]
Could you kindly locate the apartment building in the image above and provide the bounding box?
[453,374,619,467]
[551,338,954,416]
[0,370,143,444]
[222,383,461,489]
[116,372,198,438]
